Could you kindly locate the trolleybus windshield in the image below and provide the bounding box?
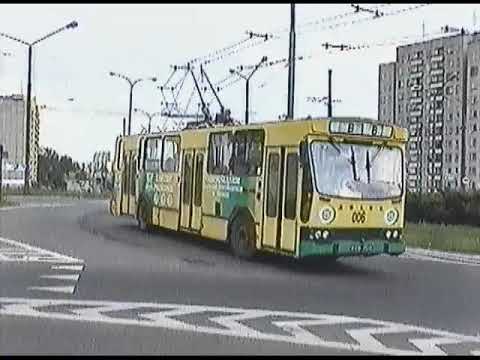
[310,141,403,200]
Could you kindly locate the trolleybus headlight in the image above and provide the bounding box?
[385,230,392,239]
[322,230,330,239]
[319,206,335,224]
[315,230,322,240]
[384,208,399,226]
[393,230,399,239]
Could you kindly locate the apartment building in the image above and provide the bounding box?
[378,32,480,193]
[0,94,41,185]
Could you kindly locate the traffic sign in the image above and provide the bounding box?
[462,177,470,185]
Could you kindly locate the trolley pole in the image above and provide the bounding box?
[287,3,296,119]
[122,117,126,136]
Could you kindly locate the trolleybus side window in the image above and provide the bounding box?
[145,137,162,172]
[208,132,233,175]
[266,153,280,217]
[285,153,299,220]
[162,136,180,172]
[232,129,264,176]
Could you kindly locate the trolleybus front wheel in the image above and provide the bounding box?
[229,215,256,259]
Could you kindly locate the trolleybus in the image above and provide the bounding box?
[110,117,408,259]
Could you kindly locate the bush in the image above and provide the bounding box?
[406,190,480,226]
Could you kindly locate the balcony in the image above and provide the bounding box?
[410,97,423,104]
[410,110,422,117]
[430,82,444,89]
[430,68,444,76]
[410,59,423,66]
[431,55,444,62]
[410,71,424,78]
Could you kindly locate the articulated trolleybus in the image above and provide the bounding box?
[110,117,408,260]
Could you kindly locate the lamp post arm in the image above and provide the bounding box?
[0,31,29,46]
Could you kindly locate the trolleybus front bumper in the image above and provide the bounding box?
[298,227,405,258]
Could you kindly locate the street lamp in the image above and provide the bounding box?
[134,108,162,134]
[109,72,157,136]
[230,56,268,125]
[0,21,78,195]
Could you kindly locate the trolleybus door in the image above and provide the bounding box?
[190,151,204,231]
[262,146,298,253]
[180,150,195,230]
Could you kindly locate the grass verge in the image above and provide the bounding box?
[405,222,480,255]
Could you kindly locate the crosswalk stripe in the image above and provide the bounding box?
[40,274,80,281]
[27,286,76,294]
[50,265,84,271]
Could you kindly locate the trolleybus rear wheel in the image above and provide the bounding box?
[230,215,256,259]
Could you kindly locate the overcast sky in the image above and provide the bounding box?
[1,3,480,163]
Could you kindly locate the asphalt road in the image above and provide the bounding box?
[0,196,480,355]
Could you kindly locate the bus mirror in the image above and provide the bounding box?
[256,166,261,176]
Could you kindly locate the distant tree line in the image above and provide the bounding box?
[37,148,88,190]
[406,191,480,226]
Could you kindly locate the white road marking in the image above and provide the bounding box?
[50,265,84,271]
[0,203,74,212]
[26,286,76,294]
[401,253,480,267]
[0,297,478,355]
[40,274,80,281]
[0,237,83,264]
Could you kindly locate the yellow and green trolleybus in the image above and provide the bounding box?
[110,117,408,259]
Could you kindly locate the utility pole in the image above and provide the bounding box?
[0,144,3,203]
[328,69,332,117]
[25,45,32,194]
[287,3,296,119]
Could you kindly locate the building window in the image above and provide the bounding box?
[398,80,403,89]
[474,138,477,147]
[446,86,453,95]
[472,66,479,77]
[474,110,478,118]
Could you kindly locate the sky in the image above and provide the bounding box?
[1,3,480,164]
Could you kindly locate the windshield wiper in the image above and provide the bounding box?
[327,137,341,154]
[370,142,387,165]
[366,149,371,184]
[350,146,358,181]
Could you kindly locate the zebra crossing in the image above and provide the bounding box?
[0,237,83,264]
[0,237,85,294]
[0,297,478,355]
